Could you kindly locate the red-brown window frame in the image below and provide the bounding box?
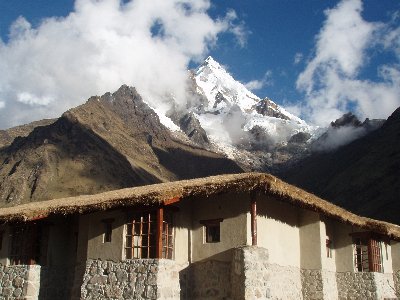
[351,232,383,273]
[125,207,174,259]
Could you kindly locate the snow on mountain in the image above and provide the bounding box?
[192,56,316,150]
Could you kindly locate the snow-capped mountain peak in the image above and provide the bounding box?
[189,56,316,162]
[195,56,260,112]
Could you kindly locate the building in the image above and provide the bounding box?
[0,172,399,299]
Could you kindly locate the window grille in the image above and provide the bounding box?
[10,224,42,265]
[353,234,383,273]
[162,212,174,259]
[125,209,174,259]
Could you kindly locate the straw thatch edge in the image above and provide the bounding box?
[0,172,399,240]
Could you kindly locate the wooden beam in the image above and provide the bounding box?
[156,207,164,258]
[250,192,257,246]
[163,197,180,206]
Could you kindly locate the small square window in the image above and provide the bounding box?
[200,219,223,244]
[102,219,114,243]
[206,224,220,243]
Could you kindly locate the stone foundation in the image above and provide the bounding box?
[267,263,302,299]
[337,271,397,300]
[0,264,41,300]
[80,259,185,299]
[231,246,302,299]
[189,260,231,299]
[394,270,400,298]
[231,246,269,299]
[301,270,338,300]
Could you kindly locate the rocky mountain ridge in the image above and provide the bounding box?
[0,85,241,206]
[281,107,400,224]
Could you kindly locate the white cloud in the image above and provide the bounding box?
[295,0,400,126]
[0,0,245,129]
[244,70,273,91]
[294,52,303,65]
[313,126,367,152]
[225,9,249,47]
[244,79,264,91]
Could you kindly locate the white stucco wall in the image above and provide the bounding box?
[84,210,125,261]
[321,218,336,272]
[46,216,78,267]
[173,199,191,264]
[391,241,400,270]
[334,223,356,272]
[257,195,300,267]
[382,241,393,273]
[299,210,322,270]
[191,192,249,262]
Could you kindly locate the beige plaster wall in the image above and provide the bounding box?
[299,210,322,270]
[46,216,78,266]
[392,242,400,270]
[321,218,336,272]
[334,223,355,272]
[382,242,393,273]
[84,210,125,261]
[76,214,90,264]
[173,199,191,264]
[191,192,249,262]
[0,224,9,265]
[257,195,300,267]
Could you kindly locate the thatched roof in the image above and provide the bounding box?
[0,172,399,240]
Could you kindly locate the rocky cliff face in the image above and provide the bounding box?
[0,85,242,206]
[281,107,400,224]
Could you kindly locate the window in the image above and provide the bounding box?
[326,238,333,258]
[200,219,223,243]
[10,223,48,265]
[102,218,114,243]
[125,209,174,259]
[352,233,383,273]
[162,212,174,259]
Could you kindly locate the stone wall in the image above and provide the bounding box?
[301,270,338,300]
[320,270,338,300]
[80,259,186,300]
[302,269,323,299]
[189,260,231,299]
[0,264,41,299]
[231,246,302,300]
[394,270,400,298]
[267,263,302,299]
[374,272,397,299]
[39,265,76,300]
[337,272,397,300]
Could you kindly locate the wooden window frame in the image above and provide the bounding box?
[351,232,383,273]
[9,222,48,266]
[125,207,174,259]
[200,218,223,243]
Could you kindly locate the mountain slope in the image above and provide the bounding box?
[0,85,242,206]
[281,107,400,224]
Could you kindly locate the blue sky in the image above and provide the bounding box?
[0,0,399,128]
